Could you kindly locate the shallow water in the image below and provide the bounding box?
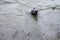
[0,0,60,40]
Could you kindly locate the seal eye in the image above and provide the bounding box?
[31,10,38,15]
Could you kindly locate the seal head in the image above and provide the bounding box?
[31,8,38,15]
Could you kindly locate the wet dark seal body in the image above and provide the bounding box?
[30,8,38,20]
[30,8,38,15]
